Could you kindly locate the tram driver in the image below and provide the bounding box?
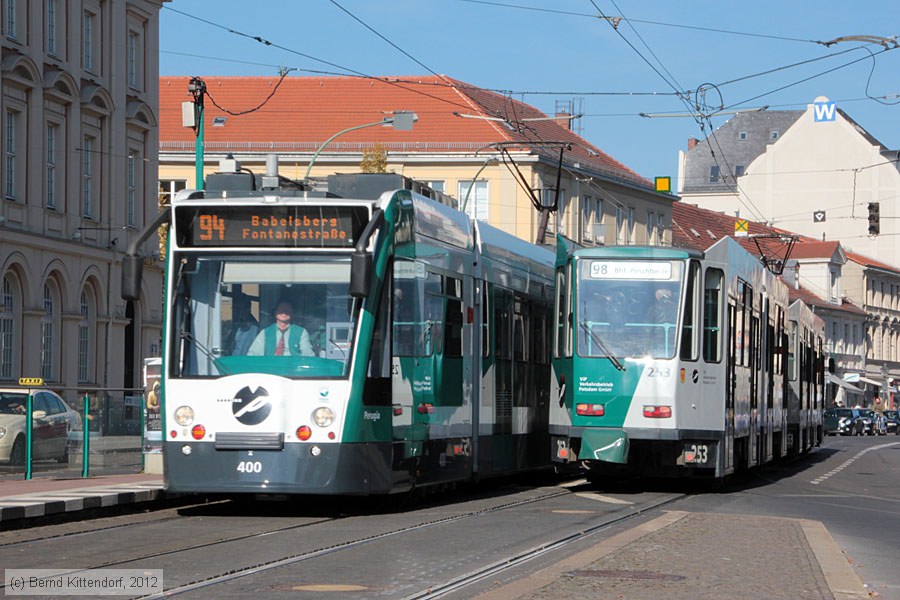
[247,299,315,356]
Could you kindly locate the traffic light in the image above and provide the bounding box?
[868,202,880,235]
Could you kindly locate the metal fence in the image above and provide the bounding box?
[0,385,150,482]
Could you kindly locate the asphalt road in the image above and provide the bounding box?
[675,434,900,599]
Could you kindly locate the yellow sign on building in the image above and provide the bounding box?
[734,219,749,237]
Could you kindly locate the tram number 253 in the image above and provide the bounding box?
[683,443,709,465]
[236,461,263,473]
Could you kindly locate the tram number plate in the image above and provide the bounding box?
[682,442,716,468]
[236,460,263,474]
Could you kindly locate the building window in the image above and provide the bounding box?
[830,268,840,301]
[459,180,489,221]
[627,207,635,244]
[127,30,138,88]
[78,290,91,383]
[739,131,747,141]
[0,275,14,379]
[127,152,136,226]
[6,0,16,40]
[47,0,57,54]
[425,180,444,193]
[657,212,665,245]
[41,284,54,381]
[82,10,94,72]
[82,135,94,217]
[5,110,16,199]
[615,206,625,244]
[734,165,745,177]
[46,124,57,209]
[581,195,594,243]
[709,165,720,183]
[159,179,186,204]
[646,210,655,245]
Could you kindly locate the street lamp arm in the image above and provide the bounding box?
[304,119,389,180]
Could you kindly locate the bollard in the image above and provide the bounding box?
[82,393,90,478]
[24,392,33,480]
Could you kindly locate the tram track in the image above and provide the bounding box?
[139,487,574,599]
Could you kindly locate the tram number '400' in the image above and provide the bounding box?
[236,461,262,473]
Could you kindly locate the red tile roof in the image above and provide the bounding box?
[787,285,867,316]
[788,241,841,260]
[159,75,650,188]
[846,250,900,274]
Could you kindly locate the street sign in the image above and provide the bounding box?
[654,176,671,193]
[813,211,826,222]
[734,219,749,238]
[813,101,837,122]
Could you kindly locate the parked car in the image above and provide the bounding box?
[0,389,82,465]
[857,409,884,435]
[824,408,865,436]
[882,410,900,435]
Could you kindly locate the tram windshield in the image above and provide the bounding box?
[169,254,358,378]
[576,259,684,359]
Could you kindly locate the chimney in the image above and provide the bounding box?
[555,112,571,131]
[687,138,699,150]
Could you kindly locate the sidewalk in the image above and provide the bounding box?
[0,473,166,523]
[475,510,870,600]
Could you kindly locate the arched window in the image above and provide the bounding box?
[0,274,15,379]
[78,289,93,382]
[41,283,55,380]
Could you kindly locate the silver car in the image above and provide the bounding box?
[0,389,82,465]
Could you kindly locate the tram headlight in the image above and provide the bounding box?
[174,405,195,426]
[312,407,335,427]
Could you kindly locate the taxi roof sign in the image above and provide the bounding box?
[18,377,44,386]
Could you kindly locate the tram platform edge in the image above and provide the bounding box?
[473,510,869,600]
[0,473,167,524]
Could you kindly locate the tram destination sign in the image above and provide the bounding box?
[175,205,369,248]
[590,260,673,280]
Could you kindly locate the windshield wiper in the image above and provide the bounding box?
[579,321,625,371]
[181,331,233,375]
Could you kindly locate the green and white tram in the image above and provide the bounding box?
[785,300,826,455]
[123,170,554,495]
[550,236,795,479]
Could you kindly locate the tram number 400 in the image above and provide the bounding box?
[236,461,263,473]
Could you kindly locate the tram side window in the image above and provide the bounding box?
[680,261,700,361]
[482,283,490,357]
[532,308,549,365]
[444,276,463,358]
[392,267,443,357]
[554,268,568,358]
[495,288,512,361]
[787,324,798,380]
[702,268,723,362]
[514,298,527,363]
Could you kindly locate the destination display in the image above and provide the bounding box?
[589,260,674,280]
[175,205,369,248]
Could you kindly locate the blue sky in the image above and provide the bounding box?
[160,1,900,189]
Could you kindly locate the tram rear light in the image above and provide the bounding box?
[296,425,312,441]
[170,430,178,439]
[417,403,434,414]
[191,424,206,439]
[328,431,335,440]
[643,405,672,418]
[576,403,605,416]
[393,404,403,416]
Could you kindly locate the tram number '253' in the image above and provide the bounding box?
[236,461,262,473]
[684,444,708,464]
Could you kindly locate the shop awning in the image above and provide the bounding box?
[827,374,862,392]
[856,376,883,387]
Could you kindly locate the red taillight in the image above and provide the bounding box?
[643,405,672,418]
[417,403,434,414]
[576,403,605,416]
[296,426,312,441]
[327,431,335,440]
[191,424,206,439]
[392,404,403,416]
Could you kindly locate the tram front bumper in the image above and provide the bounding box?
[578,429,629,463]
[164,441,394,495]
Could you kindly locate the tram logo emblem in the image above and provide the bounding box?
[232,386,272,425]
[692,370,699,384]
